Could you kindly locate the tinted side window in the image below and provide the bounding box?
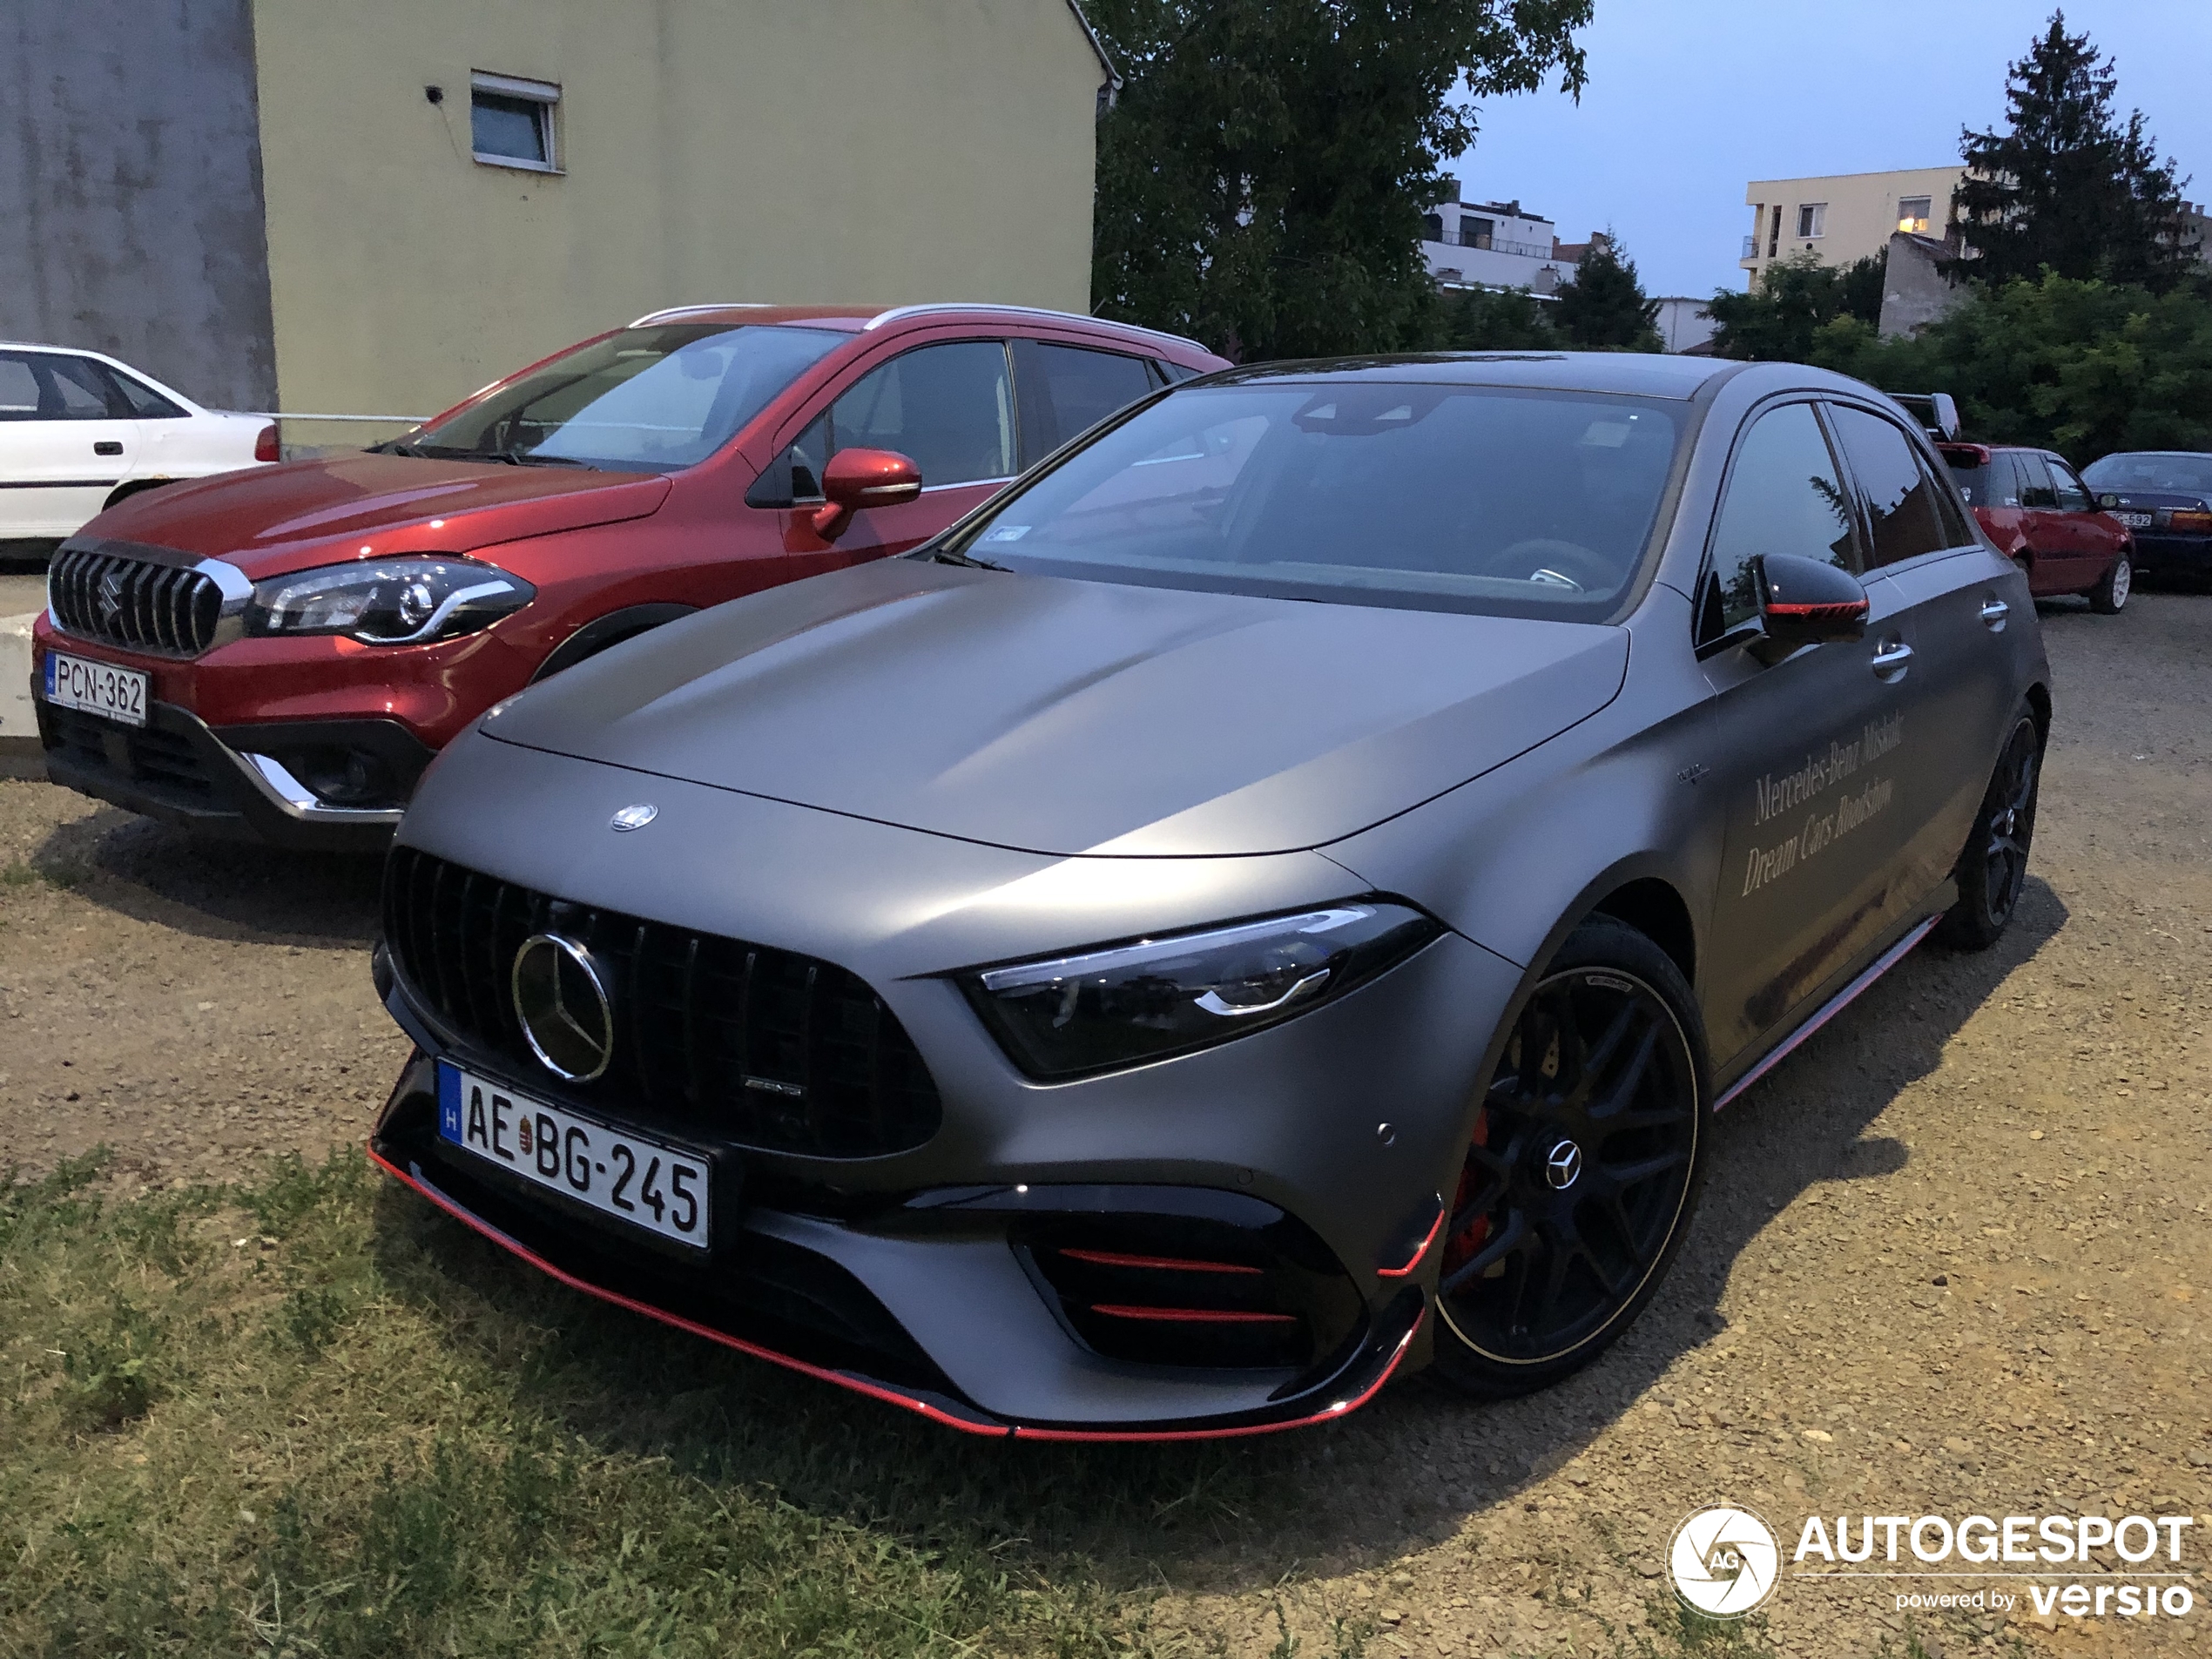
[2013,451,2057,509]
[1828,405,1950,566]
[0,353,39,421]
[19,353,119,420]
[1703,401,1858,637]
[108,368,188,419]
[2047,455,2093,512]
[830,341,1015,488]
[1982,452,2020,507]
[1154,358,1204,385]
[1943,451,1993,505]
[1013,341,1156,461]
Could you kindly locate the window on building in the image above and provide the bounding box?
[1461,216,1494,250]
[471,72,559,171]
[1896,195,1932,234]
[1796,202,1826,239]
[1421,212,1444,242]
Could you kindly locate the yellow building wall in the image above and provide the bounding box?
[1740,166,1966,286]
[249,0,1107,422]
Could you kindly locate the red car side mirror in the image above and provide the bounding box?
[811,448,923,541]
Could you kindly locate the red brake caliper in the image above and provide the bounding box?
[1441,1107,1493,1273]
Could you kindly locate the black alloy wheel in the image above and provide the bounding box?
[1937,705,2041,950]
[1433,917,1705,1396]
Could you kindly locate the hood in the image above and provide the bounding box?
[89,453,671,575]
[483,560,1629,858]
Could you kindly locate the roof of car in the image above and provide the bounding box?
[1204,352,1744,400]
[623,301,1212,359]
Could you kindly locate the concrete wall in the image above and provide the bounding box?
[1878,232,1967,340]
[0,0,278,411]
[1652,297,1716,354]
[1740,166,1964,288]
[249,0,1109,423]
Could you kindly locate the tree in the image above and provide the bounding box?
[1087,1,1592,361]
[1439,285,1557,350]
[1955,13,2196,291]
[1707,251,1887,361]
[1788,272,2212,462]
[1548,234,1662,351]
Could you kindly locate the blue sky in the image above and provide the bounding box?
[1448,0,2212,300]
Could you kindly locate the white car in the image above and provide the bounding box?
[0,342,276,545]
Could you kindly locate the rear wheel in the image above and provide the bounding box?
[1936,704,2041,950]
[1432,916,1706,1398]
[2088,552,2131,614]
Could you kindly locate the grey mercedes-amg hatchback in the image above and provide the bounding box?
[368,353,2048,1440]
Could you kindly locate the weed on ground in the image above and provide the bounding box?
[0,1148,1288,1657]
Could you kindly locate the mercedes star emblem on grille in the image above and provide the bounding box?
[511,934,614,1082]
[1544,1140,1584,1190]
[97,570,126,627]
[610,803,658,832]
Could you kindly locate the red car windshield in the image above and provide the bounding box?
[404,323,843,473]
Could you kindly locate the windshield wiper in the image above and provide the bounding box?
[373,437,434,457]
[926,546,1009,572]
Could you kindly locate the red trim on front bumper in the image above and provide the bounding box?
[365,1142,1009,1437]
[368,1140,1418,1442]
[1008,1307,1423,1443]
[1375,1194,1446,1279]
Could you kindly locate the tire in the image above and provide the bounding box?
[1935,703,2041,951]
[2088,552,2131,614]
[1432,914,1708,1399]
[100,477,175,512]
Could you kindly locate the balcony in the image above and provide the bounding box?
[1742,235,1759,260]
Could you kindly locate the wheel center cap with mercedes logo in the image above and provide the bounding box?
[1545,1140,1584,1190]
[511,934,614,1082]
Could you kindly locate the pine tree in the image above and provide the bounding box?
[1955,13,2195,290]
[1549,235,1662,351]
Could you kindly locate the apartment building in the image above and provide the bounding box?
[1740,166,1966,287]
[1421,185,1574,293]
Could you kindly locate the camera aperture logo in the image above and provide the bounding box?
[1670,1507,1781,1616]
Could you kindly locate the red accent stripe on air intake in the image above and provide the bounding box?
[1089,1304,1298,1325]
[1059,1248,1264,1275]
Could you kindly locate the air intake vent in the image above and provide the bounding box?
[50,543,224,657]
[382,848,943,1159]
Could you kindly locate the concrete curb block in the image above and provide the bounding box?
[0,611,46,777]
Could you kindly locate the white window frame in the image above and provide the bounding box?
[1896,196,1932,233]
[470,71,561,173]
[1796,202,1826,239]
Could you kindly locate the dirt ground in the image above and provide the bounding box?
[1,591,2206,1658]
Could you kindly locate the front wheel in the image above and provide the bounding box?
[1432,916,1707,1399]
[2089,552,2131,614]
[1936,704,2041,950]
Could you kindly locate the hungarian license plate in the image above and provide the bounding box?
[43,651,148,727]
[436,1062,711,1249]
[2113,511,2154,529]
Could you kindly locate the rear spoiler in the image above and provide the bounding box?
[1887,392,1960,442]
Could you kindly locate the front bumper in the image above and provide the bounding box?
[34,691,427,851]
[370,1049,1426,1439]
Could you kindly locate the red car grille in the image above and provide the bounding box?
[382,848,943,1159]
[49,543,223,658]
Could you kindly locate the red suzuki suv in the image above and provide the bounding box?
[31,304,1224,848]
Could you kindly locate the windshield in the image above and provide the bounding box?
[941,381,1685,617]
[406,323,843,472]
[2081,453,2212,497]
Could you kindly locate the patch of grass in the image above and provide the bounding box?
[1604,1597,1781,1659]
[1,1146,1288,1657]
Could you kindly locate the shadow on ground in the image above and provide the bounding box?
[30,802,383,948]
[362,874,2068,1599]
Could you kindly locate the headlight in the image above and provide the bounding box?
[246,557,534,644]
[963,900,1443,1080]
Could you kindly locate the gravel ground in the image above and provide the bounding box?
[1,590,2206,1657]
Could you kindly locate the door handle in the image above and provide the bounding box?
[1870,639,1913,678]
[93,440,124,456]
[1979,598,2010,628]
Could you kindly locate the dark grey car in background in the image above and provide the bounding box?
[368,354,2049,1440]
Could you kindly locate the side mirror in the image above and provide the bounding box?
[1754,552,1869,647]
[811,447,922,541]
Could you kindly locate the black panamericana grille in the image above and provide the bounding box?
[50,543,225,657]
[383,848,943,1159]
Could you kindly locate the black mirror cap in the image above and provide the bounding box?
[1755,552,1870,646]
